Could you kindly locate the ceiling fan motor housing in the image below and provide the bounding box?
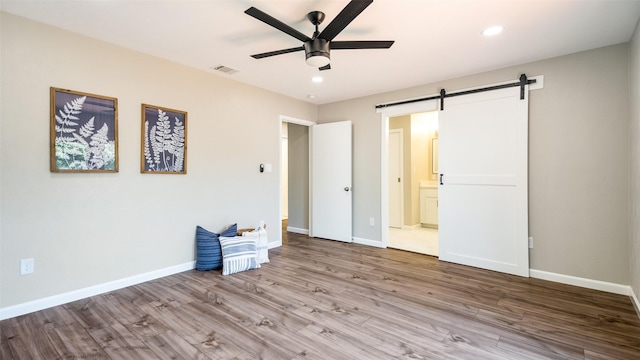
[304,38,330,66]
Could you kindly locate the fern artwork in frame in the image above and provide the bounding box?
[141,104,187,174]
[50,87,118,172]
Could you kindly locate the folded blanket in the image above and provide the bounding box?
[242,226,269,264]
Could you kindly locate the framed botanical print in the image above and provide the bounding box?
[50,87,118,172]
[141,104,187,174]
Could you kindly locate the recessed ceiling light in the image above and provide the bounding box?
[312,76,323,83]
[482,25,503,36]
[307,94,316,99]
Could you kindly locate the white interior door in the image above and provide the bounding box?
[310,121,352,242]
[388,130,403,228]
[438,86,529,277]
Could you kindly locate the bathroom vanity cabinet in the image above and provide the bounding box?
[420,185,438,228]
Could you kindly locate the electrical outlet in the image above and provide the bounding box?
[20,258,34,275]
[369,217,375,226]
[528,237,533,249]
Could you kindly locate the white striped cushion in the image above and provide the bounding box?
[219,236,260,276]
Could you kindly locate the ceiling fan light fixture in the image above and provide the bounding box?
[304,38,330,67]
[306,54,330,67]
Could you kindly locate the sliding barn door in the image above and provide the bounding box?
[439,86,529,277]
[310,121,352,242]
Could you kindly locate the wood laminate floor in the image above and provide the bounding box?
[2,230,640,359]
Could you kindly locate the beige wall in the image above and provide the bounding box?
[389,115,411,225]
[418,112,440,184]
[410,113,436,225]
[319,44,630,285]
[0,13,316,308]
[629,20,640,305]
[409,115,429,226]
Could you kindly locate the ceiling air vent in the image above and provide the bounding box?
[211,65,238,75]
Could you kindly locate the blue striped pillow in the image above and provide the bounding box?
[219,237,260,275]
[195,224,237,271]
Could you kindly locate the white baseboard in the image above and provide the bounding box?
[268,240,282,249]
[0,261,195,321]
[352,237,385,248]
[401,224,422,230]
[287,226,308,235]
[5,260,636,321]
[530,269,631,296]
[631,287,640,319]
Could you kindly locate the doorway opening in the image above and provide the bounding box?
[280,117,353,244]
[279,116,316,239]
[386,111,439,257]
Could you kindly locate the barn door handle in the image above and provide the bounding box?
[440,174,444,185]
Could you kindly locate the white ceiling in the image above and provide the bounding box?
[2,0,640,104]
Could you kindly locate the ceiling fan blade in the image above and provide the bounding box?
[245,7,311,42]
[319,64,331,71]
[251,46,304,59]
[330,40,394,49]
[318,0,373,42]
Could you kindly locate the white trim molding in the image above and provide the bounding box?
[401,224,423,230]
[287,226,309,235]
[0,261,195,321]
[631,288,640,319]
[268,240,282,249]
[353,237,385,248]
[280,115,316,127]
[530,269,632,296]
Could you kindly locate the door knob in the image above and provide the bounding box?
[344,187,350,191]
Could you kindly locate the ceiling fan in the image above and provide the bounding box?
[244,0,394,70]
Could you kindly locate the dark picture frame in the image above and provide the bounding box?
[50,87,118,172]
[141,104,187,174]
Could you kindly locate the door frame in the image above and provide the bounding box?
[281,125,289,220]
[379,101,439,248]
[279,115,316,246]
